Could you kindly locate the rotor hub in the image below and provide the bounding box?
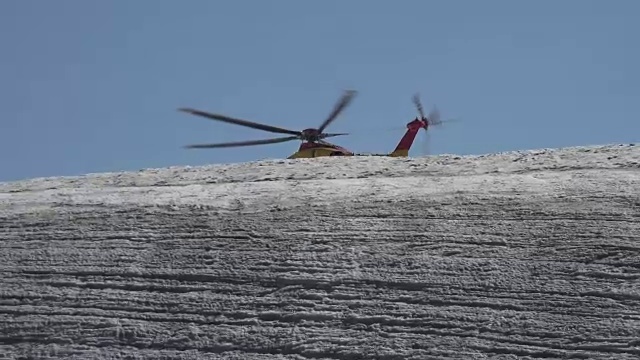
[301,128,322,141]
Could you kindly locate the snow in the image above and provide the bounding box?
[1,143,639,359]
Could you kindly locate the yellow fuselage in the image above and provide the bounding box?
[287,146,353,159]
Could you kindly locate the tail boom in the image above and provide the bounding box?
[389,119,427,157]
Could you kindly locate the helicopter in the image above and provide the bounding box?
[178,90,448,159]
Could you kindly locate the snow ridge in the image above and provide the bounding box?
[1,144,639,359]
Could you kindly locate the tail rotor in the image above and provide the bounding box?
[421,128,432,156]
[412,93,427,120]
[411,93,457,156]
[412,93,431,156]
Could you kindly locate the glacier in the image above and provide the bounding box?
[1,143,639,359]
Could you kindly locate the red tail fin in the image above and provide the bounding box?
[389,119,427,157]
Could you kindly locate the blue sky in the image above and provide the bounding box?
[1,0,638,182]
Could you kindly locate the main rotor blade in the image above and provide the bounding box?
[317,90,357,133]
[320,132,349,139]
[184,135,299,149]
[178,108,300,136]
[412,93,426,119]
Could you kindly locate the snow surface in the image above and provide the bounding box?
[1,143,639,359]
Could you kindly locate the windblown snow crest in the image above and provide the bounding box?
[1,144,639,359]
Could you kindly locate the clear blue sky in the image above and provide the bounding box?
[1,0,638,182]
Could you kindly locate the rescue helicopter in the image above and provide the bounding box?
[178,90,447,159]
